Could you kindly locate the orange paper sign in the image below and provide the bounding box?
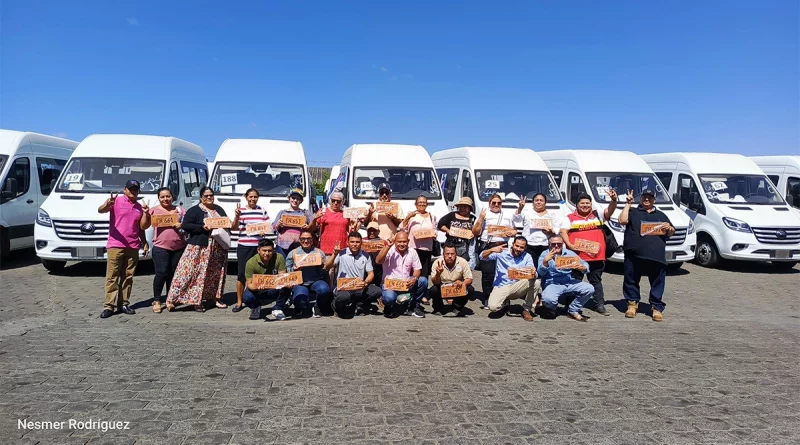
[204,217,232,229]
[384,277,411,291]
[488,225,517,237]
[343,207,368,219]
[531,218,553,230]
[440,282,467,298]
[280,214,307,228]
[246,222,273,236]
[362,239,386,253]
[251,271,303,289]
[413,228,437,239]
[375,201,399,214]
[151,213,178,228]
[337,277,365,291]
[641,222,668,236]
[508,267,536,280]
[573,238,601,255]
[449,227,474,240]
[555,256,581,269]
[294,252,322,268]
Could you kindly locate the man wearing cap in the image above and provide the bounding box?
[97,180,150,319]
[366,183,405,240]
[618,188,675,322]
[273,188,312,254]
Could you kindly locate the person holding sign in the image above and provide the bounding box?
[148,187,186,313]
[243,238,289,321]
[272,188,312,253]
[230,188,271,313]
[513,193,561,266]
[429,242,474,317]
[480,236,539,320]
[618,189,675,321]
[286,229,332,318]
[477,194,517,309]
[365,183,405,240]
[537,236,594,322]
[438,197,481,263]
[97,179,150,319]
[167,187,229,312]
[324,232,381,318]
[559,191,618,316]
[400,195,438,278]
[376,231,428,318]
[365,221,388,288]
[307,191,353,256]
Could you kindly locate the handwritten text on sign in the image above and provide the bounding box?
[413,228,437,239]
[280,214,306,228]
[295,252,322,268]
[362,239,386,253]
[375,201,399,214]
[204,217,232,229]
[440,282,467,298]
[449,227,474,240]
[151,213,178,228]
[337,278,365,291]
[531,218,553,230]
[555,256,581,269]
[641,222,668,236]
[384,277,411,291]
[246,222,273,236]
[573,238,601,255]
[508,267,536,280]
[343,207,368,219]
[487,225,517,237]
[251,271,303,289]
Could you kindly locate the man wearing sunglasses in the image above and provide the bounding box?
[365,183,404,240]
[618,188,675,322]
[286,229,332,318]
[537,236,594,322]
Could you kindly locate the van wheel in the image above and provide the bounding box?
[772,261,797,271]
[41,259,66,273]
[0,228,9,260]
[695,237,720,268]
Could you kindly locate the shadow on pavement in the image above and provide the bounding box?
[0,248,40,270]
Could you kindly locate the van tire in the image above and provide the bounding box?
[41,259,66,273]
[695,236,720,268]
[0,228,9,260]
[772,261,797,271]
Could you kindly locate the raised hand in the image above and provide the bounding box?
[435,261,444,275]
[626,189,634,205]
[518,196,527,211]
[108,192,118,205]
[141,199,150,212]
[333,240,342,253]
[313,210,324,221]
[479,208,486,219]
[234,206,242,217]
[608,188,618,202]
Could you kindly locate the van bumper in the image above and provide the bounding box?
[716,230,800,262]
[34,224,150,262]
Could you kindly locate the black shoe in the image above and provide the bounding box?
[539,307,557,320]
[354,304,366,316]
[100,309,113,319]
[594,304,611,316]
[231,304,244,313]
[488,306,507,319]
[455,308,468,318]
[249,306,261,320]
[412,308,426,318]
[121,305,135,315]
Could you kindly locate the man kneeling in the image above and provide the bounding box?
[537,236,594,322]
[481,236,539,321]
[325,232,382,318]
[243,239,290,320]
[430,242,474,317]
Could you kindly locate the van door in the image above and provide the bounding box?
[1,156,35,248]
[438,168,460,208]
[179,161,208,207]
[565,171,587,208]
[677,173,703,218]
[167,161,183,206]
[34,156,68,208]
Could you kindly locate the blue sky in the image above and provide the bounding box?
[1,0,798,165]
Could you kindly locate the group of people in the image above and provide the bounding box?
[99,180,676,322]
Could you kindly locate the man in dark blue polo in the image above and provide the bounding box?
[618,188,675,322]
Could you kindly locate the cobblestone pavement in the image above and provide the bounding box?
[1,249,798,445]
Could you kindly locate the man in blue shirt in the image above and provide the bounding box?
[537,236,595,322]
[480,236,539,320]
[286,229,332,318]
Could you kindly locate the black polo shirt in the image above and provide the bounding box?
[623,205,673,264]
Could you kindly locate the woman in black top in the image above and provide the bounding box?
[166,187,230,312]
[437,197,483,263]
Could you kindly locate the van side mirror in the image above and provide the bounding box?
[1,177,18,201]
[672,192,679,204]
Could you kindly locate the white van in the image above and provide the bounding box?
[1,130,78,259]
[338,144,449,237]
[750,156,800,214]
[323,165,341,203]
[35,134,208,272]
[642,152,800,270]
[208,139,315,259]
[432,146,567,223]
[540,150,697,267]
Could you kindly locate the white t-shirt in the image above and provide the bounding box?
[513,210,561,247]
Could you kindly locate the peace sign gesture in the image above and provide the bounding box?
[107,192,118,205]
[626,189,635,205]
[517,195,527,212]
[608,188,619,202]
[140,198,150,212]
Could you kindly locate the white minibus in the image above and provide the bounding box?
[35,134,207,272]
[540,149,697,267]
[642,152,800,270]
[1,130,78,259]
[751,156,800,214]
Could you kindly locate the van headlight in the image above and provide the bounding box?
[722,217,751,233]
[606,219,625,232]
[37,209,52,227]
[688,219,695,234]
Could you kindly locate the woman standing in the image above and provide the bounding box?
[513,193,560,266]
[166,186,229,312]
[230,188,270,313]
[307,191,356,256]
[149,187,186,313]
[272,188,312,254]
[476,194,516,308]
[400,195,437,277]
[437,197,482,263]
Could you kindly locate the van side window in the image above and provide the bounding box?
[678,174,700,206]
[567,173,586,204]
[2,157,31,199]
[35,157,67,195]
[168,162,181,199]
[180,161,207,199]
[461,169,474,200]
[767,175,780,187]
[787,177,800,209]
[438,168,459,202]
[550,170,563,188]
[655,172,673,190]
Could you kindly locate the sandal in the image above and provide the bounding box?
[194,305,206,312]
[568,312,589,322]
[152,301,163,313]
[215,301,227,309]
[166,303,175,312]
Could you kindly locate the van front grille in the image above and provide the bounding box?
[53,220,109,242]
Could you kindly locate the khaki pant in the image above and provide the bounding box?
[487,279,541,312]
[104,248,139,311]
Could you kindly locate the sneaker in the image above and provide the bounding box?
[312,306,321,318]
[625,302,638,318]
[594,304,611,316]
[121,305,135,315]
[652,309,663,322]
[272,309,286,321]
[293,306,303,317]
[249,306,261,320]
[480,299,490,310]
[100,309,113,319]
[397,293,411,304]
[412,308,425,318]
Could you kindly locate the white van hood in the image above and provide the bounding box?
[41,192,157,220]
[714,204,800,227]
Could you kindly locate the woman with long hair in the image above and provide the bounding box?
[230,188,270,313]
[149,187,186,313]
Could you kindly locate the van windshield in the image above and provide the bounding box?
[353,167,442,200]
[475,170,560,202]
[585,172,672,204]
[699,174,785,205]
[211,163,305,197]
[56,158,165,193]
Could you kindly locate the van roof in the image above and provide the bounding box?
[538,149,653,173]
[432,147,550,171]
[0,129,78,156]
[215,139,306,164]
[75,134,203,160]
[750,155,800,168]
[343,144,433,168]
[640,152,765,175]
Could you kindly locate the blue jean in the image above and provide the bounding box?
[381,277,429,313]
[541,281,594,315]
[242,288,285,309]
[291,280,332,312]
[623,256,666,312]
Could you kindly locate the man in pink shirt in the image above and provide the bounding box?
[376,231,428,318]
[97,180,150,318]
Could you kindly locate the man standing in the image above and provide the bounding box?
[618,189,675,321]
[286,229,332,318]
[325,232,382,318]
[97,180,150,319]
[365,183,405,240]
[243,238,290,321]
[481,236,539,320]
[429,242,474,317]
[376,231,428,318]
[537,236,595,322]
